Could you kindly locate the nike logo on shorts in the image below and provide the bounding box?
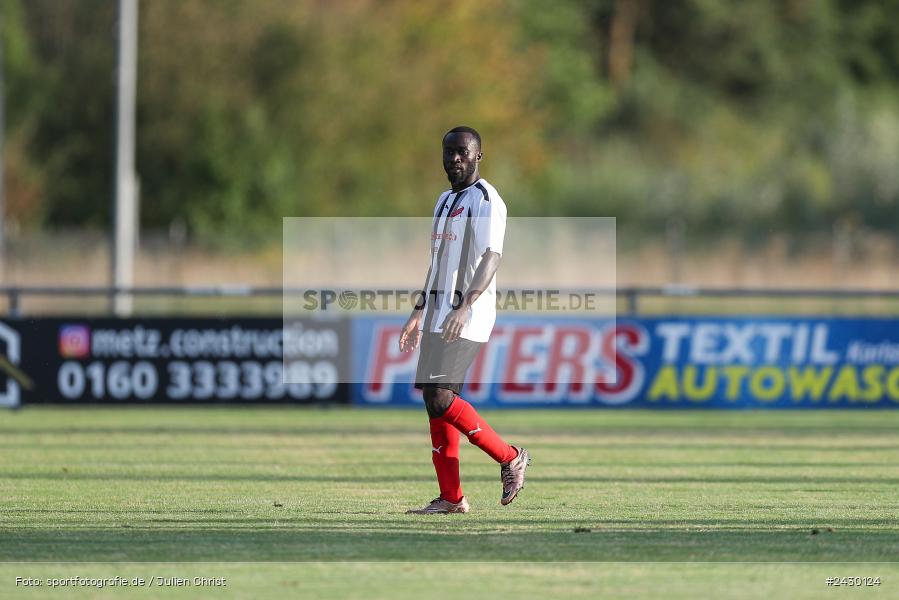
[429,373,447,379]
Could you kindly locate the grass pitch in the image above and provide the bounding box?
[2,408,899,598]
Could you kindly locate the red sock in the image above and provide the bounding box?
[440,396,517,464]
[429,416,462,503]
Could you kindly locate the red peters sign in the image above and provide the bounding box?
[357,320,650,406]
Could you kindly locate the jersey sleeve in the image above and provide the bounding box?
[474,188,507,256]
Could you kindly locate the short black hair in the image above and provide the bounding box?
[444,125,481,150]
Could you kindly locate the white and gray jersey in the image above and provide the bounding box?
[420,178,507,343]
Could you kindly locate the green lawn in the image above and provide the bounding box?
[2,408,899,598]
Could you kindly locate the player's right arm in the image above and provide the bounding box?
[399,305,423,353]
[399,192,448,353]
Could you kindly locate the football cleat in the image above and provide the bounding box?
[500,446,530,505]
[406,496,470,514]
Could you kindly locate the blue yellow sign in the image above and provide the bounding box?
[352,317,899,408]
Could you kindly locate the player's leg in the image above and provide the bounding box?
[408,335,467,514]
[407,387,467,514]
[414,334,531,507]
[431,389,530,505]
[419,337,516,462]
[426,387,463,503]
[424,334,531,504]
[431,388,516,462]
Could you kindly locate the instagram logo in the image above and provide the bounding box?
[59,325,91,358]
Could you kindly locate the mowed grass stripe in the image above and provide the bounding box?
[2,408,898,562]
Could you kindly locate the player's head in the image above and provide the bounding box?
[443,126,482,189]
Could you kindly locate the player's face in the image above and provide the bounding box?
[443,133,481,188]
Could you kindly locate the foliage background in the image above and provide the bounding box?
[2,0,899,248]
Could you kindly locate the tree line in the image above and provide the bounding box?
[2,0,898,245]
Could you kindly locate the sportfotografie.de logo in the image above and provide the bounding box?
[299,289,599,312]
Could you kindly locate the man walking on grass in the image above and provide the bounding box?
[399,126,530,514]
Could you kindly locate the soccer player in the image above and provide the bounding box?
[400,126,530,514]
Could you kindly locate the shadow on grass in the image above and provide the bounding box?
[0,427,429,437]
[5,514,899,530]
[3,471,899,485]
[3,426,899,448]
[5,440,899,454]
[2,526,897,562]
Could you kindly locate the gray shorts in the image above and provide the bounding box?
[414,332,483,395]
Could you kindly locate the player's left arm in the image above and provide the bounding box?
[442,190,506,342]
[441,251,500,342]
